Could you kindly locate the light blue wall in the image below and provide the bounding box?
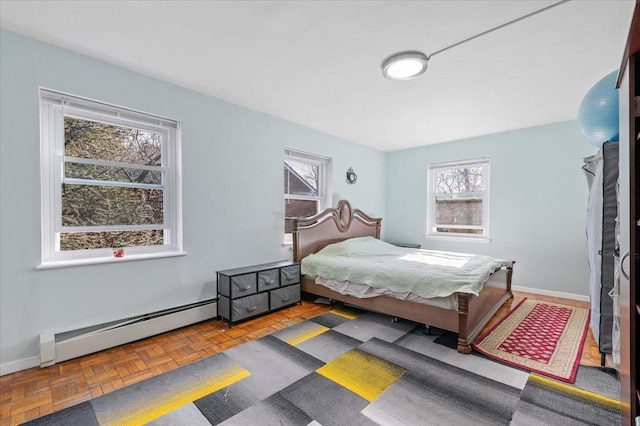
[0,30,385,367]
[0,28,598,371]
[385,121,598,296]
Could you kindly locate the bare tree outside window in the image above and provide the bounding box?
[60,117,165,250]
[284,159,319,195]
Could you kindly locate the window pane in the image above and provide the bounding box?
[436,199,483,227]
[284,159,319,196]
[60,230,164,251]
[430,164,488,234]
[62,184,163,226]
[435,166,484,195]
[65,162,163,185]
[65,117,162,166]
[285,199,318,233]
[433,164,485,233]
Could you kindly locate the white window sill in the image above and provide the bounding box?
[36,251,187,270]
[424,234,492,244]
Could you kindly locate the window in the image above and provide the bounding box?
[284,149,330,243]
[39,89,182,267]
[427,158,490,239]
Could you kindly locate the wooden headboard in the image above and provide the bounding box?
[292,200,382,262]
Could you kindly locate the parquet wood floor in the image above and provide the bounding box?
[0,291,602,425]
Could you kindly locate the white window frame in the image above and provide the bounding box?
[426,158,491,241]
[284,148,331,244]
[38,89,184,269]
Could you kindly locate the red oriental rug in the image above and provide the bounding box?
[471,298,590,383]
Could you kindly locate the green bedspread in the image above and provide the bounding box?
[301,237,513,298]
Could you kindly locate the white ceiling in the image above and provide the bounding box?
[0,1,635,151]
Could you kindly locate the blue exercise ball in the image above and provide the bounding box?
[577,70,619,146]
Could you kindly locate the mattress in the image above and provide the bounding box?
[315,277,458,310]
[302,236,513,299]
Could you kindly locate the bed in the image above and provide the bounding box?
[292,200,514,354]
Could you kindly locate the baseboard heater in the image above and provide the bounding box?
[40,299,217,367]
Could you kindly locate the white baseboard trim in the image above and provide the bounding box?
[511,285,590,303]
[1,299,217,376]
[0,356,39,376]
[53,300,217,365]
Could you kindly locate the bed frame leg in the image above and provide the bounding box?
[506,263,514,294]
[457,293,472,354]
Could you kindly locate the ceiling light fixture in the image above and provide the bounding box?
[381,0,571,81]
[381,51,429,81]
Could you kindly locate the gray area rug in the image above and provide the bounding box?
[23,307,620,425]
